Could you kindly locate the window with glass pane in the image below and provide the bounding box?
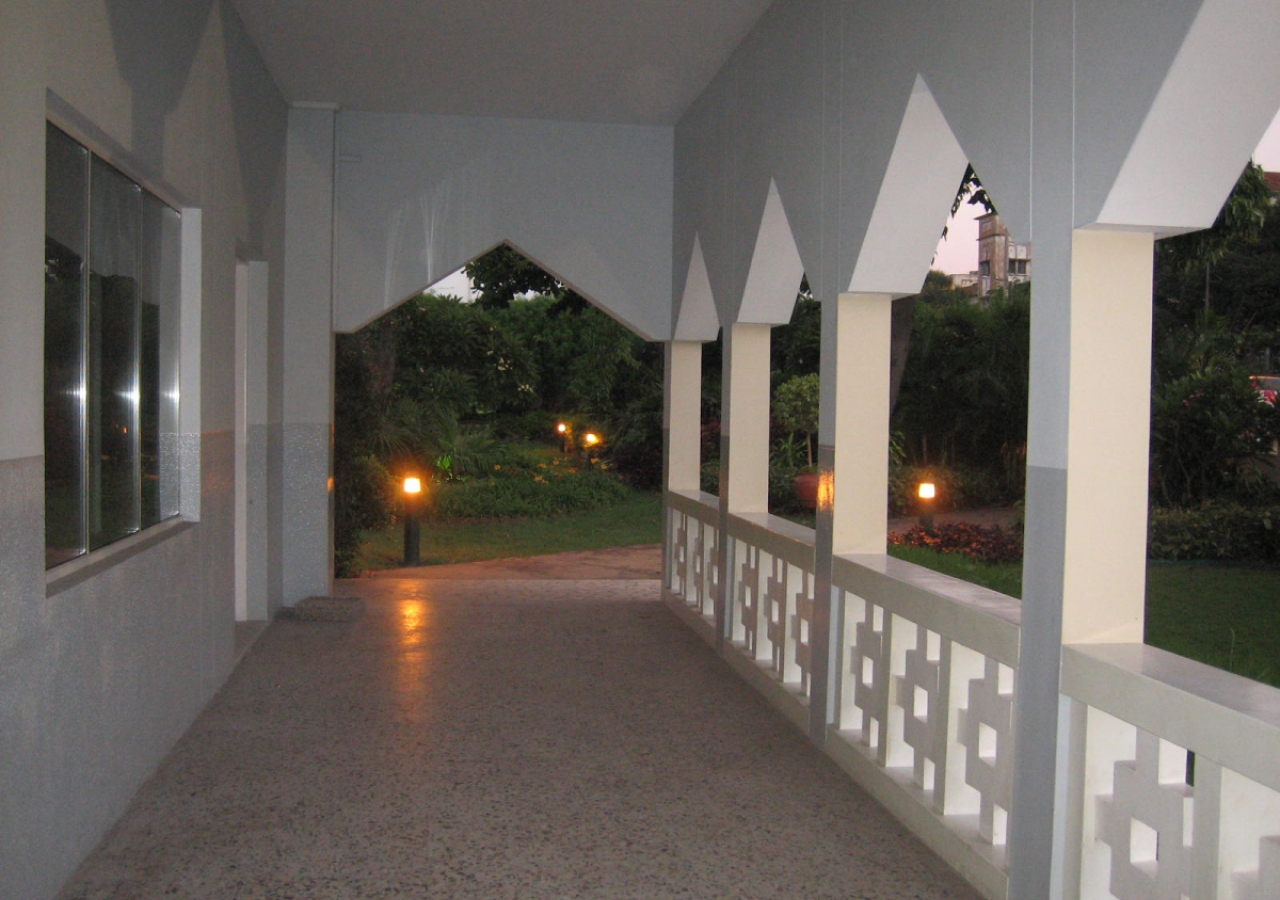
[44,124,182,568]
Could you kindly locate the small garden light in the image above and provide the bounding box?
[556,421,570,452]
[403,476,423,565]
[584,432,599,446]
[917,481,936,532]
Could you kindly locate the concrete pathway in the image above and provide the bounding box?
[57,572,983,900]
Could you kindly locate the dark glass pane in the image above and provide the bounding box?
[44,125,89,568]
[88,158,141,549]
[139,195,181,523]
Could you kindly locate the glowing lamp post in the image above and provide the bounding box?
[917,481,936,532]
[556,421,570,453]
[583,431,600,468]
[403,476,423,565]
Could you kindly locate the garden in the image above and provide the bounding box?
[335,166,1280,686]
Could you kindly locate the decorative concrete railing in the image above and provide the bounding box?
[721,511,816,729]
[826,553,1022,900]
[662,499,1280,900]
[664,490,721,640]
[1060,643,1280,900]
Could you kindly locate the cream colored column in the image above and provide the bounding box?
[810,292,894,741]
[720,324,772,513]
[663,340,703,599]
[1011,228,1154,897]
[664,341,703,492]
[830,293,895,554]
[1061,229,1154,644]
[715,323,772,645]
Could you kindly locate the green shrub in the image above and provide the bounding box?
[700,460,720,496]
[1148,502,1280,561]
[433,468,633,519]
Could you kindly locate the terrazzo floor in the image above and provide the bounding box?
[57,577,983,900]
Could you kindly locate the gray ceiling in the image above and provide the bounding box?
[230,0,776,125]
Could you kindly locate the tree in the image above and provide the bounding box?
[463,243,589,311]
[1156,161,1273,317]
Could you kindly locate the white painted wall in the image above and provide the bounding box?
[334,112,674,340]
[0,3,287,899]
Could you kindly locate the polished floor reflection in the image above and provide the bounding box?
[57,578,981,900]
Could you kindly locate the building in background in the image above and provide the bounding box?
[947,212,1032,297]
[977,212,1032,295]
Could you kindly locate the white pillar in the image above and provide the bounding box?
[280,106,336,605]
[664,341,703,493]
[1012,228,1154,897]
[663,340,703,597]
[716,323,772,644]
[809,292,894,742]
[831,293,895,554]
[1060,229,1154,644]
[720,324,772,514]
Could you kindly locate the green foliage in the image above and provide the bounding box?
[392,293,539,417]
[773,373,820,468]
[433,467,633,519]
[892,285,1029,494]
[1148,502,1280,562]
[1149,309,1280,506]
[463,243,580,310]
[334,454,394,577]
[1158,162,1273,280]
[771,291,820,376]
[773,373,820,435]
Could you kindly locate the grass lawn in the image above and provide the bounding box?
[356,491,663,570]
[889,544,1280,689]
[888,544,1025,598]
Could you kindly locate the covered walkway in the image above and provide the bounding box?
[56,568,979,900]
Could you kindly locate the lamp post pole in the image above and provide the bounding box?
[403,477,422,565]
[917,481,936,532]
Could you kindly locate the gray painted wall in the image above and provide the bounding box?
[0,2,288,898]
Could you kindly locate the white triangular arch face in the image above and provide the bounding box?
[674,233,721,340]
[849,75,969,296]
[1094,0,1280,233]
[737,178,805,324]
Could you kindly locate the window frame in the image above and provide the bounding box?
[44,120,194,571]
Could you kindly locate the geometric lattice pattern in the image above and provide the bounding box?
[737,542,762,654]
[670,511,689,596]
[894,624,947,793]
[956,656,1015,846]
[765,554,790,678]
[790,568,813,695]
[847,599,891,758]
[1097,729,1192,900]
[705,528,720,617]
[690,525,716,617]
[1237,835,1280,900]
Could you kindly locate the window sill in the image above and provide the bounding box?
[46,518,195,597]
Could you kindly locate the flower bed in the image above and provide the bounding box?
[888,522,1023,564]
